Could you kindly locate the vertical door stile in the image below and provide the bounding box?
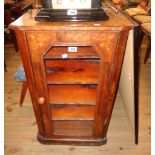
[26,31,53,137]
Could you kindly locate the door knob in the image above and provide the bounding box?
[38,97,45,104]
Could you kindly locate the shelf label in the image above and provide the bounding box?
[62,54,68,58]
[68,47,78,52]
[67,9,77,16]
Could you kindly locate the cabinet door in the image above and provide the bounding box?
[119,30,136,143]
[26,30,102,138]
[44,46,101,137]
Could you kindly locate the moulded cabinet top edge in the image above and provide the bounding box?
[9,9,135,31]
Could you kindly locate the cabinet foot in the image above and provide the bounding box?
[37,133,107,146]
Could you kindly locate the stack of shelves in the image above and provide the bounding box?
[44,46,101,136]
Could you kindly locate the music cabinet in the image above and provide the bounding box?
[9,8,137,145]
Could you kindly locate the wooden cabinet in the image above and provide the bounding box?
[9,8,137,145]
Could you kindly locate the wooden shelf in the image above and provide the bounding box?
[51,105,95,120]
[45,59,100,84]
[48,84,97,105]
[44,46,100,59]
[53,120,93,136]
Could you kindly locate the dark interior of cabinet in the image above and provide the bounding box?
[43,46,100,136]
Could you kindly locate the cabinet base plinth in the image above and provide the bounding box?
[37,133,107,146]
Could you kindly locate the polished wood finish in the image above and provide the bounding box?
[53,120,93,136]
[45,59,100,84]
[9,6,136,145]
[52,105,95,120]
[44,46,100,59]
[48,84,97,104]
[19,81,28,106]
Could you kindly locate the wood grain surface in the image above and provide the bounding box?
[48,84,97,104]
[44,46,100,59]
[45,59,100,84]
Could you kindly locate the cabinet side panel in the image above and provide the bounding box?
[102,30,129,137]
[15,30,45,136]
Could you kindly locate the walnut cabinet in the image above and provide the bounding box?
[9,9,137,145]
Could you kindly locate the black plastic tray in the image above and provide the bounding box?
[35,8,109,22]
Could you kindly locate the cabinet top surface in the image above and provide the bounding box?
[9,8,136,31]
